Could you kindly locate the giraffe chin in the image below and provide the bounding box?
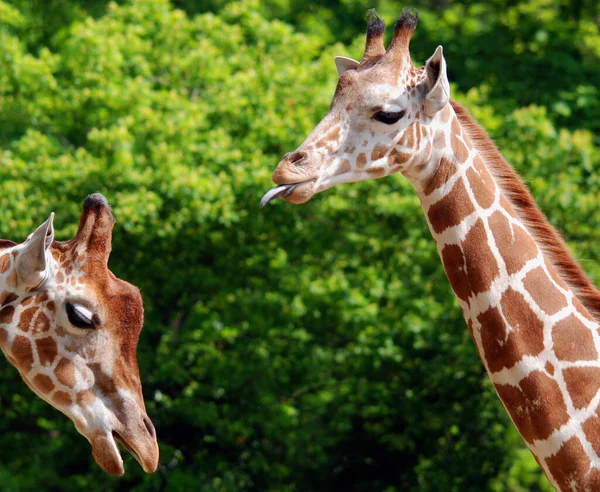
[260,180,316,207]
[92,433,125,476]
[91,431,156,476]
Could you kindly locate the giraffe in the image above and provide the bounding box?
[0,193,158,476]
[260,9,600,490]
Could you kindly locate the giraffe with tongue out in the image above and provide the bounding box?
[261,9,600,490]
[0,194,158,476]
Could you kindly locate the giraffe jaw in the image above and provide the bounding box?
[91,430,158,476]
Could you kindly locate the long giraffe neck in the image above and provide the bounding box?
[412,102,600,489]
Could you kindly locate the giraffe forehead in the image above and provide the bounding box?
[362,83,404,107]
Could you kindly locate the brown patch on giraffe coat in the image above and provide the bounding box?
[316,127,340,148]
[427,178,475,234]
[0,305,15,325]
[545,361,554,375]
[356,153,367,169]
[432,129,446,158]
[33,373,55,394]
[495,370,569,444]
[422,142,432,162]
[0,254,10,273]
[77,389,96,407]
[423,157,457,196]
[562,366,600,409]
[56,358,77,388]
[552,314,597,361]
[544,260,567,289]
[489,212,538,275]
[2,293,18,305]
[90,363,119,396]
[451,118,469,163]
[499,195,517,219]
[338,158,351,174]
[17,305,37,333]
[398,125,415,149]
[388,148,410,166]
[545,437,600,490]
[11,335,34,372]
[522,267,568,315]
[371,144,388,162]
[52,390,73,407]
[466,160,495,209]
[366,167,386,178]
[36,336,58,366]
[462,220,499,295]
[438,105,451,124]
[583,409,600,459]
[573,297,595,322]
[21,296,33,307]
[441,244,471,303]
[478,288,545,373]
[32,311,51,334]
[414,123,423,148]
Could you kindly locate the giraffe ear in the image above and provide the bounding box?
[335,56,359,77]
[423,46,450,118]
[16,213,55,286]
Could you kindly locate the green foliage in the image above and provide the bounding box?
[0,0,598,490]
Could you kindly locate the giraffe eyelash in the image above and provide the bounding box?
[65,302,96,330]
[372,110,406,125]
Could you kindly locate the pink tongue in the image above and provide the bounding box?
[259,184,298,208]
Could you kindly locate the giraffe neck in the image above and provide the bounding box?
[408,103,600,489]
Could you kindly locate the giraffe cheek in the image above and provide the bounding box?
[36,337,58,366]
[56,358,77,389]
[282,181,316,204]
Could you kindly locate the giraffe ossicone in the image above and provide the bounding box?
[0,194,159,476]
[262,8,600,490]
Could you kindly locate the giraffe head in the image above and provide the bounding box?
[0,194,158,476]
[261,8,451,207]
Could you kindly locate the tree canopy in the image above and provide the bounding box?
[0,0,598,490]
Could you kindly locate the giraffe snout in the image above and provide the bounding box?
[273,150,317,185]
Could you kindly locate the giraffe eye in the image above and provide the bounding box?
[66,303,95,330]
[372,110,406,125]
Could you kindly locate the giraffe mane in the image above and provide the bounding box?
[450,99,600,322]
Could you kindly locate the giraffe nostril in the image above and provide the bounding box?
[286,151,307,165]
[143,416,156,439]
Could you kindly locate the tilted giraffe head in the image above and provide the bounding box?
[260,8,451,207]
[0,194,158,476]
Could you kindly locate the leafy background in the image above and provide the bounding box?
[0,0,598,490]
